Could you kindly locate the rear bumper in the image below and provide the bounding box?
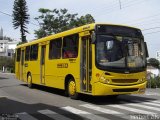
[93,81,147,96]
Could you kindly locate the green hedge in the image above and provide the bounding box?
[147,77,160,88]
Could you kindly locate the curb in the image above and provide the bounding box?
[0,72,15,75]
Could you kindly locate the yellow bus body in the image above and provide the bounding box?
[15,23,147,97]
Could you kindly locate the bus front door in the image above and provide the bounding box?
[20,50,25,81]
[40,45,46,84]
[81,37,92,93]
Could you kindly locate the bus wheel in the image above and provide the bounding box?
[68,79,79,99]
[27,73,33,88]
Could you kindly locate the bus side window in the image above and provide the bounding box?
[30,44,38,61]
[16,48,21,62]
[63,34,79,58]
[49,38,62,59]
[25,46,30,61]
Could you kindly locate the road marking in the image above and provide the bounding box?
[38,109,72,120]
[62,106,90,114]
[108,102,156,115]
[120,101,160,113]
[62,106,108,120]
[80,104,124,115]
[17,112,38,120]
[151,101,160,104]
[145,92,160,96]
[134,100,160,107]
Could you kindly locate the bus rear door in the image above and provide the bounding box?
[20,49,25,81]
[40,45,46,84]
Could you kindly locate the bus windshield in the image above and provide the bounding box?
[96,35,147,72]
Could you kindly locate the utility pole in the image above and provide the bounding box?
[118,0,122,9]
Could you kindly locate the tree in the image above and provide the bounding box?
[148,58,160,69]
[76,14,95,26]
[34,8,95,38]
[0,56,15,73]
[12,0,30,43]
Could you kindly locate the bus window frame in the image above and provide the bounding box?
[30,44,38,61]
[49,38,62,60]
[16,48,21,62]
[62,34,79,59]
[25,46,30,61]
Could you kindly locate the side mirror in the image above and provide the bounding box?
[91,31,96,43]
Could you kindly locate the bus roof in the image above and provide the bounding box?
[16,23,140,48]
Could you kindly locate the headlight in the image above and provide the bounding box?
[100,76,110,84]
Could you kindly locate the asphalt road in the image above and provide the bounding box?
[0,73,160,120]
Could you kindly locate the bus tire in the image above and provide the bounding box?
[27,73,33,88]
[68,78,79,99]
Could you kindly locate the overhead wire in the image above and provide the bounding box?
[94,0,147,17]
[144,30,160,35]
[91,0,160,36]
[142,26,160,31]
[1,1,160,36]
[75,0,141,17]
[130,18,160,27]
[0,10,12,17]
[90,0,131,16]
[0,0,151,28]
[0,10,39,27]
[73,0,119,15]
[122,12,160,25]
[22,0,148,28]
[122,0,146,9]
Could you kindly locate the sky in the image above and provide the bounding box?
[0,0,160,58]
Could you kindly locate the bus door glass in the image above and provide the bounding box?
[40,45,46,84]
[20,50,25,80]
[80,37,92,92]
[16,48,21,79]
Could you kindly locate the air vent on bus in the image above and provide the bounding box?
[112,79,138,84]
[113,88,138,92]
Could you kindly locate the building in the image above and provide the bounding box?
[0,40,19,58]
[0,27,3,39]
[147,65,160,79]
[0,27,18,58]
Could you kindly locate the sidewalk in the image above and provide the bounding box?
[0,72,15,79]
[0,72,15,75]
[145,88,160,96]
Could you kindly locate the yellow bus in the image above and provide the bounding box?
[15,23,148,99]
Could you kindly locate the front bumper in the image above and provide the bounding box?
[93,81,147,96]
